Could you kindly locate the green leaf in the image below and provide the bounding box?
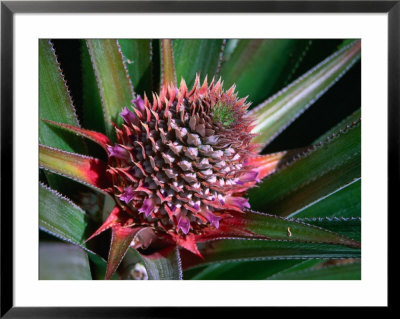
[292,217,361,242]
[266,259,325,277]
[268,260,361,280]
[223,39,239,62]
[173,39,225,88]
[190,259,303,280]
[39,39,85,153]
[140,247,183,280]
[249,119,361,216]
[39,144,110,193]
[288,179,361,219]
[39,242,92,280]
[39,183,109,275]
[160,39,177,87]
[183,239,361,269]
[118,39,153,95]
[81,40,107,134]
[220,39,313,105]
[249,40,361,147]
[39,39,88,191]
[86,39,134,137]
[207,210,360,248]
[39,183,89,248]
[42,119,110,151]
[313,108,361,144]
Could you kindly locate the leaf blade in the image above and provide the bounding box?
[39,39,85,152]
[81,40,107,134]
[42,119,110,150]
[190,259,303,280]
[39,183,88,247]
[140,247,183,280]
[198,210,360,249]
[268,260,361,280]
[249,119,361,216]
[291,217,361,242]
[221,39,313,105]
[173,39,225,88]
[249,40,361,147]
[118,39,153,95]
[86,39,134,137]
[160,39,177,87]
[106,226,141,280]
[288,179,361,219]
[39,242,92,280]
[182,239,360,270]
[39,144,110,192]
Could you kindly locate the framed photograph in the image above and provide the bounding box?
[1,0,394,316]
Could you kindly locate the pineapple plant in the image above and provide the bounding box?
[39,39,361,280]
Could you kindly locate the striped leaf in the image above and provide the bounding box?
[86,39,134,137]
[160,39,177,87]
[39,183,89,248]
[249,40,361,148]
[118,39,153,95]
[173,39,225,87]
[140,247,183,280]
[249,119,361,216]
[182,239,360,270]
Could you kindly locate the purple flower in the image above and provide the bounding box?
[236,170,258,185]
[202,211,221,228]
[120,107,136,124]
[226,196,250,210]
[138,199,155,217]
[107,145,130,160]
[177,215,190,234]
[120,186,135,204]
[131,95,145,113]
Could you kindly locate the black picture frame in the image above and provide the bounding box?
[1,0,395,317]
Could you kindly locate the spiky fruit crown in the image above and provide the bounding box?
[106,76,258,238]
